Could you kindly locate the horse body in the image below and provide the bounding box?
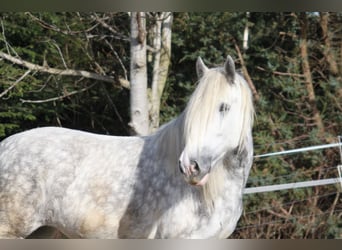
[0,56,254,238]
[0,127,143,238]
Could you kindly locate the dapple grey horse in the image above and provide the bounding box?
[0,55,254,238]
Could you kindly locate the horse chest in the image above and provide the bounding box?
[154,188,243,238]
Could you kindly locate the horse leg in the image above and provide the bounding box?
[0,190,45,239]
[0,222,21,239]
[0,209,43,239]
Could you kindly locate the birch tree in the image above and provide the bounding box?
[150,12,173,132]
[129,12,149,135]
[129,12,173,135]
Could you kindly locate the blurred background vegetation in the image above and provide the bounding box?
[0,12,341,238]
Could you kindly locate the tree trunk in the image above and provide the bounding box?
[150,12,173,132]
[299,12,325,137]
[319,12,339,75]
[243,12,250,51]
[129,12,149,135]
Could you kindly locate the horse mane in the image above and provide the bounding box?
[234,73,255,151]
[183,69,228,147]
[184,68,254,151]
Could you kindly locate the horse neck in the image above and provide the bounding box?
[150,112,185,163]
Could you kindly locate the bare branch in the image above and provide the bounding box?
[1,20,10,54]
[267,209,290,220]
[0,51,129,89]
[25,12,100,36]
[0,69,31,99]
[104,39,128,81]
[92,13,117,34]
[20,81,96,103]
[48,39,68,69]
[256,66,305,78]
[91,13,129,41]
[102,85,130,134]
[233,40,260,101]
[1,20,19,57]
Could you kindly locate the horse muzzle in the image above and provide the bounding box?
[178,152,211,186]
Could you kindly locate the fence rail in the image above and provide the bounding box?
[244,140,342,194]
[244,178,340,194]
[254,142,342,158]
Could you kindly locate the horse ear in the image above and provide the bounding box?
[196,57,208,78]
[224,55,235,82]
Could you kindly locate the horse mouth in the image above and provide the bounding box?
[189,173,210,186]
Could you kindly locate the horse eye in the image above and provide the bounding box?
[219,103,230,113]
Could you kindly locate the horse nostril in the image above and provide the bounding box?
[190,160,200,174]
[179,160,185,174]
